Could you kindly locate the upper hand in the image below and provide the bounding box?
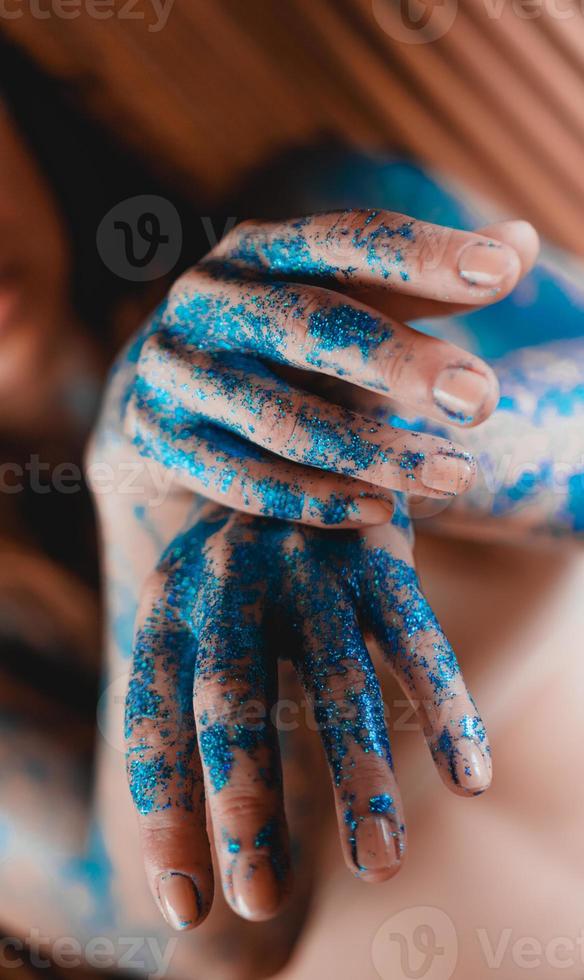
[121,209,533,527]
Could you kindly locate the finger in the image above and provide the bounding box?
[126,390,398,526]
[192,527,291,921]
[374,219,540,322]
[478,219,539,277]
[125,565,214,931]
[281,539,406,882]
[133,341,477,498]
[212,210,522,305]
[361,550,492,797]
[164,272,500,427]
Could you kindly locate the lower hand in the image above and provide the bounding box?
[125,503,491,926]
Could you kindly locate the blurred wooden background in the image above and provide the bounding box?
[2,0,584,250]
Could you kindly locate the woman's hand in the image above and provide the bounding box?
[122,210,533,526]
[125,502,491,927]
[89,209,536,937]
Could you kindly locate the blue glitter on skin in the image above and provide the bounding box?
[117,198,509,877]
[253,478,305,521]
[104,162,584,911]
[124,499,486,880]
[433,399,474,426]
[125,639,163,738]
[432,723,489,791]
[421,641,459,694]
[199,721,268,794]
[127,754,174,815]
[130,350,400,526]
[459,714,487,741]
[110,159,584,907]
[435,729,459,786]
[253,819,289,881]
[343,793,360,868]
[351,211,415,280]
[218,218,340,283]
[295,410,387,474]
[398,450,425,478]
[307,304,393,361]
[222,829,241,854]
[369,793,394,814]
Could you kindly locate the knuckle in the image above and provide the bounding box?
[333,208,377,240]
[340,756,395,796]
[166,264,210,316]
[410,225,452,276]
[380,337,417,392]
[318,667,366,707]
[212,218,262,260]
[214,793,275,830]
[285,288,329,356]
[198,694,267,739]
[136,331,165,377]
[227,217,260,240]
[205,482,248,516]
[125,714,159,751]
[201,531,234,576]
[140,808,203,842]
[261,402,300,456]
[321,209,373,268]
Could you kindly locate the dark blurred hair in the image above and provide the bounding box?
[0,36,213,340]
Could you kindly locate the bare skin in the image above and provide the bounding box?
[0,194,577,979]
[87,209,542,933]
[125,211,536,522]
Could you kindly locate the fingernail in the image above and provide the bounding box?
[457,241,514,287]
[157,872,200,931]
[433,367,492,425]
[419,451,475,494]
[355,816,401,874]
[457,742,492,793]
[351,496,394,525]
[232,856,281,921]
